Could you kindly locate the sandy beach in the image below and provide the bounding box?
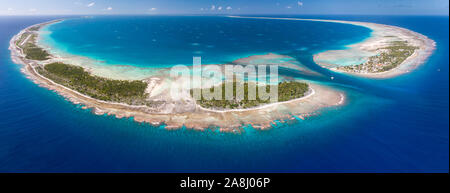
[9,19,349,132]
[229,16,436,79]
[12,15,437,131]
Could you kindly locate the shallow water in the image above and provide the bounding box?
[39,16,371,67]
[0,15,448,172]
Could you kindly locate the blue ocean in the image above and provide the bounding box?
[0,15,448,172]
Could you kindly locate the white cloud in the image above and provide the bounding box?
[286,6,292,9]
[226,6,232,10]
[7,8,13,11]
[106,7,113,11]
[29,8,37,12]
[211,5,216,11]
[218,6,222,10]
[298,1,304,6]
[87,2,95,7]
[147,8,158,14]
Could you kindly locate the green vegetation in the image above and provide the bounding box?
[15,33,29,47]
[339,41,418,73]
[37,62,149,105]
[19,34,50,61]
[277,81,310,102]
[191,81,309,109]
[28,26,41,31]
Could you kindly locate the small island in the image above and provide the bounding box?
[228,16,436,79]
[336,40,418,73]
[307,18,436,78]
[37,62,149,105]
[192,81,310,110]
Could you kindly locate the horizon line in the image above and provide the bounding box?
[1,13,449,16]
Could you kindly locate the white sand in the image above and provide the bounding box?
[9,19,347,132]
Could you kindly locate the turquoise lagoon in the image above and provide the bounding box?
[0,15,448,172]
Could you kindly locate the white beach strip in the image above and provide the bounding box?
[337,93,345,105]
[20,34,32,46]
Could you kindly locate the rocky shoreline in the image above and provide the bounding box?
[9,19,345,132]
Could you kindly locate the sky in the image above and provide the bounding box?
[0,0,449,15]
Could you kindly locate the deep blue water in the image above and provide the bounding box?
[0,15,448,172]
